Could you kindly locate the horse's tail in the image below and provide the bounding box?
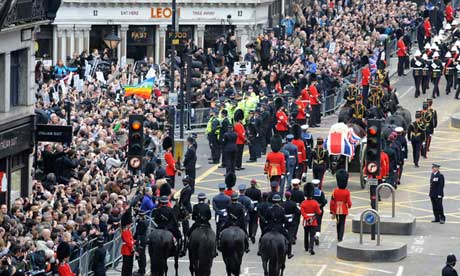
[197,235,215,276]
[267,238,280,276]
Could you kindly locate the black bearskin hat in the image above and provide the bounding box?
[225,172,236,189]
[234,109,244,122]
[270,135,283,152]
[336,169,349,189]
[121,207,133,227]
[309,73,317,83]
[291,124,302,140]
[361,56,369,66]
[162,136,173,150]
[395,29,404,40]
[274,97,284,111]
[422,101,428,110]
[423,9,430,18]
[57,241,71,261]
[415,110,422,119]
[304,182,315,198]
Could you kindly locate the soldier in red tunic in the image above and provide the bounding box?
[264,135,286,184]
[291,124,307,179]
[163,136,178,188]
[57,241,76,276]
[120,208,135,276]
[300,183,322,255]
[330,169,352,242]
[275,106,289,138]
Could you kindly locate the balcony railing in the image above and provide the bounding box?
[2,0,49,29]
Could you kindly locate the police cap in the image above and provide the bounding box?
[286,134,294,141]
[231,192,239,200]
[270,181,279,188]
[218,183,226,190]
[238,184,247,191]
[292,179,301,186]
[197,193,207,201]
[432,163,441,168]
[272,194,282,202]
[159,196,169,204]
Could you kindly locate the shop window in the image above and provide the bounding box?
[90,25,116,54]
[9,170,21,207]
[127,25,155,61]
[165,25,194,56]
[10,49,28,107]
[35,25,53,58]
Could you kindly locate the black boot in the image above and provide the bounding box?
[287,243,294,259]
[178,239,186,257]
[245,236,250,253]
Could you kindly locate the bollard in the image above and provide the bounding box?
[359,209,381,246]
[376,183,396,218]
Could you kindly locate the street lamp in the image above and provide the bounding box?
[103,25,121,50]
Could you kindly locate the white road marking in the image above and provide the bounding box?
[335,262,393,274]
[330,269,364,276]
[399,87,415,99]
[241,267,262,276]
[396,266,404,276]
[315,264,327,276]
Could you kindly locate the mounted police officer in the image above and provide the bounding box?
[224,192,250,253]
[212,183,230,243]
[134,210,149,276]
[257,192,271,234]
[238,184,254,235]
[258,194,294,259]
[152,196,184,256]
[188,193,217,257]
[282,191,299,246]
[245,179,262,244]
[283,134,298,192]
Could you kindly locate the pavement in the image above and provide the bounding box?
[108,59,460,276]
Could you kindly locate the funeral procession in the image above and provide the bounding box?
[3,0,460,275]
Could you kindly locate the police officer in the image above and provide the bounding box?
[282,191,299,245]
[238,184,254,234]
[431,51,443,98]
[187,193,217,257]
[408,111,426,167]
[257,192,271,234]
[312,138,329,189]
[267,181,283,203]
[288,179,304,243]
[245,180,261,243]
[183,137,197,192]
[311,179,327,245]
[443,254,458,276]
[283,134,298,192]
[225,192,250,253]
[220,109,231,168]
[133,211,149,276]
[259,194,294,259]
[152,196,184,256]
[206,108,221,164]
[92,235,107,276]
[212,183,231,242]
[178,177,193,254]
[430,163,446,224]
[222,125,237,175]
[411,49,424,98]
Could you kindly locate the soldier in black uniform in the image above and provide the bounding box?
[259,194,294,259]
[134,210,149,276]
[312,138,329,189]
[421,101,434,158]
[212,183,231,242]
[153,196,184,256]
[282,191,300,245]
[444,51,456,95]
[247,110,260,162]
[267,181,283,203]
[431,51,443,98]
[429,163,445,224]
[178,177,193,255]
[224,193,250,253]
[411,50,424,98]
[288,179,304,243]
[408,111,426,167]
[219,110,230,168]
[222,125,237,175]
[350,95,367,129]
[311,179,327,245]
[257,192,271,234]
[183,137,197,192]
[245,179,262,243]
[395,127,408,184]
[422,53,430,94]
[259,103,272,155]
[442,254,458,276]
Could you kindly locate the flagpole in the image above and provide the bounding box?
[169,0,177,147]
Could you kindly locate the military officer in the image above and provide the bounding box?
[247,110,261,162]
[245,179,262,243]
[283,134,298,192]
[292,124,307,181]
[431,51,443,98]
[301,124,314,170]
[282,191,300,245]
[430,163,446,224]
[264,135,286,183]
[257,192,271,234]
[212,183,231,242]
[395,127,408,183]
[408,111,426,167]
[300,183,322,255]
[421,101,434,158]
[190,193,212,232]
[411,49,424,97]
[422,53,430,94]
[312,138,329,189]
[311,179,327,245]
[288,179,304,243]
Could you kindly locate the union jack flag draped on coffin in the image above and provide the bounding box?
[323,123,361,158]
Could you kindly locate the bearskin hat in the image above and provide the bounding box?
[336,169,349,189]
[121,207,133,227]
[270,135,283,152]
[291,124,302,140]
[304,182,315,198]
[422,101,428,110]
[309,73,317,83]
[162,136,173,151]
[234,109,244,122]
[423,9,430,18]
[57,241,71,261]
[361,55,369,66]
[225,172,236,189]
[274,97,284,111]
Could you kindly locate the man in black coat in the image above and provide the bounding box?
[245,180,262,243]
[178,177,193,255]
[260,34,271,70]
[183,137,197,192]
[282,191,300,245]
[220,110,231,168]
[222,125,237,175]
[134,211,149,276]
[429,163,446,224]
[442,254,458,276]
[92,235,107,276]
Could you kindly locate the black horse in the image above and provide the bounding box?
[189,226,216,276]
[220,226,246,276]
[148,228,179,276]
[259,231,287,276]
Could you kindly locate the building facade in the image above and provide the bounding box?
[0,0,59,207]
[50,0,279,65]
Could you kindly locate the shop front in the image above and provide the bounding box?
[127,25,155,61]
[0,116,34,207]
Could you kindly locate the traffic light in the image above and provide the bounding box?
[365,119,382,177]
[186,54,203,88]
[128,115,145,171]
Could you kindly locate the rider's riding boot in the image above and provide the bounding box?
[181,238,188,256]
[178,238,186,257]
[245,236,250,253]
[287,243,294,259]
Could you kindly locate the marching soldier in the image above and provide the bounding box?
[295,94,308,125]
[222,125,237,175]
[134,210,149,276]
[264,135,286,183]
[411,50,424,98]
[212,183,231,243]
[288,179,304,243]
[431,52,442,98]
[292,124,307,181]
[301,124,314,170]
[312,138,329,189]
[283,191,300,246]
[234,109,246,171]
[395,127,408,184]
[257,192,271,234]
[330,169,352,242]
[422,53,430,94]
[300,183,322,255]
[247,110,260,162]
[350,95,367,129]
[275,105,289,138]
[225,193,250,253]
[427,98,438,134]
[421,101,435,158]
[219,109,231,168]
[283,134,298,192]
[183,137,197,192]
[206,108,221,164]
[408,111,426,167]
[287,94,299,124]
[245,179,262,243]
[311,179,327,245]
[238,184,254,235]
[444,51,455,95]
[429,163,445,224]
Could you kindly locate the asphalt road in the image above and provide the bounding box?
[110,67,460,276]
